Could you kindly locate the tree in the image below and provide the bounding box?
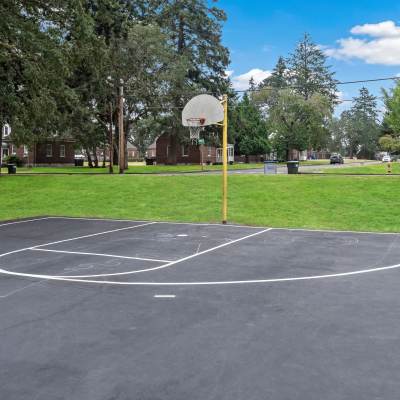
[287,33,338,107]
[146,0,230,164]
[260,57,288,90]
[343,88,380,159]
[268,90,331,160]
[328,117,346,154]
[0,1,74,145]
[255,57,288,109]
[230,93,270,160]
[379,135,400,153]
[254,36,335,160]
[383,83,400,134]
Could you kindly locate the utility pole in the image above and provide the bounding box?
[109,102,114,174]
[118,81,125,174]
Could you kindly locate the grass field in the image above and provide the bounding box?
[320,163,400,175]
[1,163,264,174]
[1,174,399,232]
[0,159,362,175]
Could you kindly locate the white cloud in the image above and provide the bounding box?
[326,20,400,65]
[228,68,272,91]
[350,21,400,38]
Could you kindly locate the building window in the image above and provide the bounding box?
[208,146,212,157]
[2,149,9,158]
[166,145,171,157]
[182,145,189,157]
[60,145,65,158]
[23,146,28,156]
[3,125,10,137]
[46,144,53,157]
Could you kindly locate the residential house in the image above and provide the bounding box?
[1,125,75,166]
[156,133,219,165]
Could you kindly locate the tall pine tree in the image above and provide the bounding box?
[287,33,338,107]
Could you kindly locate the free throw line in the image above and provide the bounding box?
[30,248,172,263]
[50,228,273,278]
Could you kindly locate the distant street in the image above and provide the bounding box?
[199,160,381,175]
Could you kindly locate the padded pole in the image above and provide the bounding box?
[222,94,228,224]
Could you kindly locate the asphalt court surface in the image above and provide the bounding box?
[1,217,400,399]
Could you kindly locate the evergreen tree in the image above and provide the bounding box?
[255,57,288,108]
[343,88,380,159]
[287,33,338,107]
[0,1,74,144]
[140,0,230,163]
[231,93,270,159]
[260,56,288,89]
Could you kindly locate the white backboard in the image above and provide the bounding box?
[182,94,224,127]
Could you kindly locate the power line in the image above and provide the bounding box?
[235,76,400,94]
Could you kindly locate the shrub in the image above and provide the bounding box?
[4,155,24,167]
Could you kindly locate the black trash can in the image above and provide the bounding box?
[264,160,278,175]
[145,158,155,166]
[74,158,84,167]
[7,164,17,174]
[287,161,299,174]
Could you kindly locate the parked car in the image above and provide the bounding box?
[330,153,344,164]
[382,155,391,163]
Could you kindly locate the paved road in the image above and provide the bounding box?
[204,161,380,175]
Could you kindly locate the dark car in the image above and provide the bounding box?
[330,153,344,164]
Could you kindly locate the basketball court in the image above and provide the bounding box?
[1,216,400,399]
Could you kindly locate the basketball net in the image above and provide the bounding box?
[187,118,205,144]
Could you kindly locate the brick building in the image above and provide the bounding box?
[127,141,157,161]
[1,125,75,166]
[156,133,218,165]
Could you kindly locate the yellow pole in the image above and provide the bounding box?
[222,94,228,224]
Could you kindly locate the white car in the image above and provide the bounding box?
[382,155,391,162]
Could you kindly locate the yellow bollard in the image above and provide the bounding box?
[387,162,392,174]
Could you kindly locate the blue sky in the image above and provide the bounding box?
[217,0,400,113]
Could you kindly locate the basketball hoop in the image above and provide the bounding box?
[187,118,206,144]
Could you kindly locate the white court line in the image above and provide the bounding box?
[0,228,272,279]
[47,216,149,223]
[2,216,397,235]
[48,217,400,235]
[1,261,400,286]
[48,216,262,229]
[30,248,172,263]
[154,295,176,298]
[31,221,156,249]
[273,227,400,236]
[0,217,52,228]
[49,228,273,278]
[0,222,156,262]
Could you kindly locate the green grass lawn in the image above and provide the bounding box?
[1,174,399,232]
[318,163,400,175]
[1,163,264,174]
[0,160,349,175]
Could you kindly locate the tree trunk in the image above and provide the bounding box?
[102,144,106,168]
[86,149,93,168]
[286,147,290,162]
[124,136,128,170]
[92,147,99,168]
